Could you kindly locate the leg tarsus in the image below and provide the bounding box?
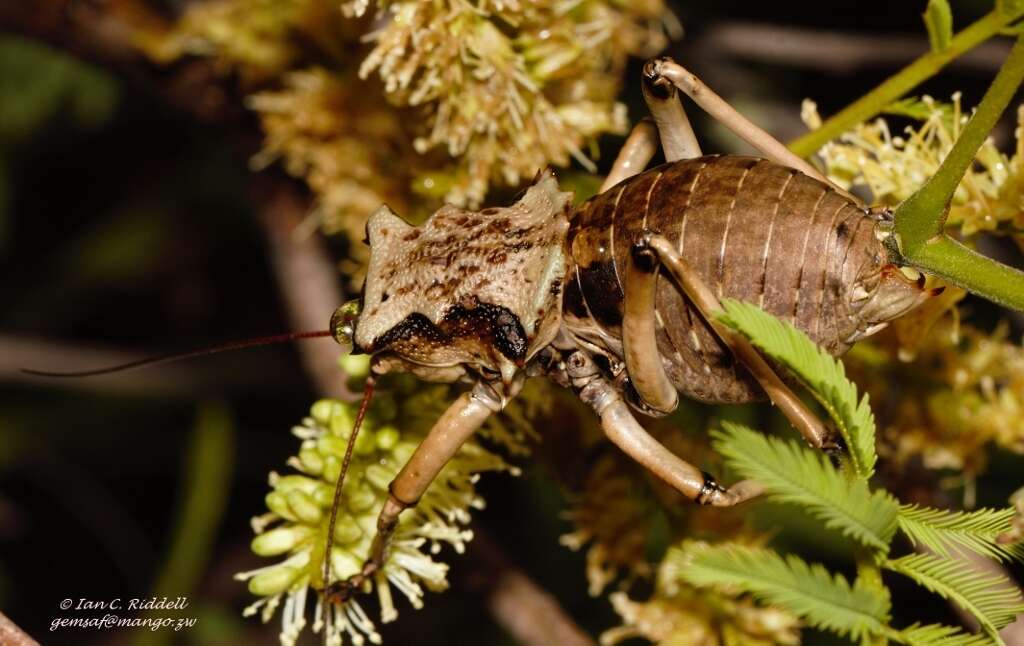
[643,233,832,450]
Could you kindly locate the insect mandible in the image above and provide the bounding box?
[319,55,938,604]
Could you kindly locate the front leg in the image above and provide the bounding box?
[325,379,512,602]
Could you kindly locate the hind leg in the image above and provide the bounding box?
[642,55,856,200]
[600,63,704,193]
[632,232,834,450]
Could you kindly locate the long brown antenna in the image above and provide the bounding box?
[322,374,376,642]
[20,330,334,378]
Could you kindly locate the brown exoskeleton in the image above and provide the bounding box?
[320,56,937,606]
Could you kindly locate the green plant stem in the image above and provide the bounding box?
[895,34,1024,249]
[903,236,1024,309]
[789,8,1023,158]
[856,552,890,646]
[889,34,1024,310]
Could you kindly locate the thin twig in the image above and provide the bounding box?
[0,611,39,646]
[466,530,596,646]
[696,22,1013,74]
[257,180,353,400]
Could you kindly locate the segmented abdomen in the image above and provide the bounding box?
[563,155,880,403]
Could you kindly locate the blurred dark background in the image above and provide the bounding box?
[1,1,1021,644]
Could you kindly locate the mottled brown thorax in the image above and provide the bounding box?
[562,155,883,403]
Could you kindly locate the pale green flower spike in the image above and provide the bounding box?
[236,357,517,646]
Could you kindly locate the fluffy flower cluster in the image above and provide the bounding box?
[350,0,673,206]
[153,0,675,277]
[802,98,1024,240]
[559,409,748,595]
[236,357,517,646]
[246,68,413,278]
[846,305,1024,490]
[601,542,801,646]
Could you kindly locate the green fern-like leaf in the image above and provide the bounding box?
[713,422,897,552]
[677,541,890,641]
[717,298,877,479]
[897,622,993,646]
[899,504,1024,563]
[886,553,1024,642]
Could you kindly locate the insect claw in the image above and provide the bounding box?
[641,57,676,100]
[324,569,374,605]
[822,433,848,469]
[696,471,727,505]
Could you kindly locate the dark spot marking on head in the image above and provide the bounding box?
[375,313,445,349]
[441,302,528,362]
[483,218,512,236]
[549,280,562,296]
[381,292,390,303]
[488,250,508,264]
[403,229,422,241]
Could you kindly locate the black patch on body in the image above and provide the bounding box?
[444,302,528,362]
[577,261,624,327]
[562,273,590,318]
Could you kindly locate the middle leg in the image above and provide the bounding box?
[568,349,763,506]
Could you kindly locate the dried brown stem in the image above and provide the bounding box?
[466,530,596,646]
[0,611,39,646]
[696,21,1013,74]
[256,180,353,399]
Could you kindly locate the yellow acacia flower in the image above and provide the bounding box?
[846,315,1024,490]
[236,358,517,645]
[602,542,801,646]
[246,67,415,280]
[349,0,673,206]
[802,97,1024,240]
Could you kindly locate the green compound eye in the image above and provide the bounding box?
[330,299,361,353]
